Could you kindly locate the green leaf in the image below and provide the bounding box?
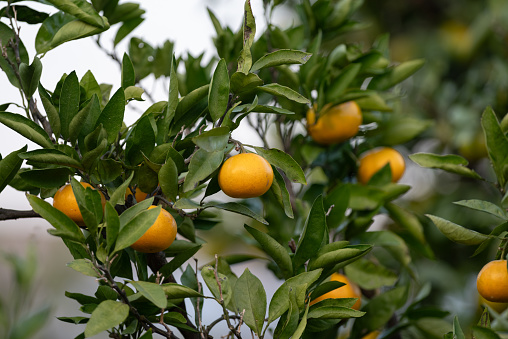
[19,149,83,169]
[114,205,161,252]
[206,202,268,225]
[45,0,105,28]
[258,83,310,104]
[124,86,144,102]
[368,59,425,90]
[69,96,96,145]
[201,264,233,306]
[482,107,508,188]
[69,178,100,233]
[269,167,294,218]
[454,199,508,220]
[161,283,204,299]
[208,59,230,123]
[230,72,264,95]
[67,259,99,278]
[426,214,490,245]
[105,202,120,252]
[0,22,29,88]
[80,70,102,102]
[158,158,178,202]
[9,305,52,339]
[19,57,42,97]
[251,49,312,72]
[0,145,27,193]
[234,268,266,336]
[237,0,256,74]
[125,115,155,165]
[409,153,483,180]
[471,325,502,339]
[183,149,223,192]
[253,147,306,184]
[192,127,230,152]
[59,71,80,141]
[40,95,61,139]
[326,63,361,103]
[325,184,350,229]
[385,203,426,243]
[453,316,466,339]
[294,196,327,269]
[119,198,154,228]
[27,194,85,243]
[130,281,167,309]
[114,17,144,46]
[344,258,397,290]
[160,245,201,277]
[174,84,209,123]
[308,245,372,271]
[291,304,310,338]
[245,225,293,279]
[157,56,178,144]
[108,171,134,207]
[122,53,136,88]
[307,305,364,319]
[95,88,126,143]
[0,112,54,149]
[84,300,129,337]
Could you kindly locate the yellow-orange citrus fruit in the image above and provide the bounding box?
[53,182,105,225]
[130,206,178,253]
[306,101,362,145]
[125,187,149,202]
[218,153,274,198]
[361,331,380,339]
[357,147,405,185]
[479,294,508,314]
[310,273,361,310]
[477,260,508,303]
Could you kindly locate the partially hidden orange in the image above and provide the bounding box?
[125,187,149,202]
[357,147,405,185]
[310,273,362,310]
[53,182,105,225]
[130,205,178,253]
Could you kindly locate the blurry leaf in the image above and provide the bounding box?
[372,117,432,146]
[19,57,42,97]
[409,153,483,180]
[192,126,230,152]
[453,316,466,339]
[0,145,27,193]
[386,203,426,243]
[67,259,98,278]
[206,202,268,225]
[326,63,361,102]
[344,258,397,289]
[325,184,350,229]
[130,281,167,309]
[426,214,490,245]
[253,147,306,184]
[237,0,256,74]
[245,225,293,279]
[114,206,161,252]
[368,59,425,90]
[454,199,508,220]
[358,231,411,267]
[44,0,105,27]
[208,58,230,123]
[294,195,327,269]
[202,264,232,305]
[234,268,266,336]
[124,86,144,101]
[482,107,508,188]
[183,149,223,192]
[0,5,49,24]
[0,22,29,88]
[160,245,201,277]
[251,49,312,72]
[269,167,294,218]
[258,83,310,104]
[0,112,54,149]
[84,300,129,337]
[122,53,135,88]
[27,194,85,243]
[9,305,52,339]
[471,325,501,339]
[233,104,294,115]
[114,17,144,46]
[95,88,125,143]
[57,316,89,324]
[159,158,178,202]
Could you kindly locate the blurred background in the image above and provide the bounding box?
[1,0,508,337]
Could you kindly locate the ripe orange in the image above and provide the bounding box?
[479,294,508,314]
[310,273,361,310]
[357,147,405,185]
[130,205,177,253]
[306,101,362,145]
[361,331,380,339]
[53,182,106,225]
[218,153,274,198]
[125,187,149,202]
[477,260,508,303]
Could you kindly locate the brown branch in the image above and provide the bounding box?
[0,208,40,221]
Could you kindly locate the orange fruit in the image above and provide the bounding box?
[130,205,177,253]
[306,101,362,145]
[479,294,508,314]
[357,147,405,185]
[218,153,274,198]
[53,182,105,225]
[125,187,149,202]
[361,331,380,339]
[477,260,508,303]
[310,273,361,310]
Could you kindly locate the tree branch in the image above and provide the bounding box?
[0,208,40,221]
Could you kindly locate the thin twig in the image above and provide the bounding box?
[0,208,40,221]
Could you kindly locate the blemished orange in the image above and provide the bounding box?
[361,331,380,339]
[53,182,105,225]
[125,187,149,202]
[130,205,177,253]
[306,101,362,145]
[477,260,508,303]
[357,147,405,185]
[310,273,361,310]
[218,153,274,198]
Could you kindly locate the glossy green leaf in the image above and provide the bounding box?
[108,171,134,207]
[174,84,209,122]
[205,202,268,225]
[161,283,204,299]
[0,145,27,193]
[237,0,256,74]
[307,305,364,319]
[253,147,306,184]
[157,55,178,144]
[84,300,129,337]
[482,107,508,188]
[159,158,178,202]
[454,199,508,220]
[124,86,144,101]
[258,83,310,104]
[45,0,105,27]
[19,57,42,97]
[122,53,135,88]
[19,149,83,169]
[46,17,109,53]
[69,96,95,145]
[269,167,294,218]
[58,71,80,141]
[130,281,167,309]
[409,153,482,180]
[105,202,120,252]
[95,88,125,143]
[0,112,54,148]
[325,184,350,229]
[40,95,61,139]
[234,268,266,336]
[192,126,230,152]
[125,115,155,165]
[230,72,264,95]
[183,149,223,192]
[308,245,372,271]
[18,167,71,189]
[368,59,425,90]
[426,214,490,245]
[344,258,397,290]
[159,245,201,277]
[208,58,230,123]
[293,195,327,269]
[70,178,102,233]
[67,259,99,278]
[251,49,312,72]
[201,264,232,305]
[114,17,144,46]
[114,205,161,252]
[80,70,102,102]
[245,225,293,279]
[27,194,85,243]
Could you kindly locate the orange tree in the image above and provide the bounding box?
[0,0,455,338]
